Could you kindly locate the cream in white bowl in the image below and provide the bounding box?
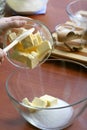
[22,95,73,129]
[6,0,48,14]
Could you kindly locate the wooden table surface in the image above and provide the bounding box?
[0,0,87,130]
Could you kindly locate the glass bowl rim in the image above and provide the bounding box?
[66,0,87,23]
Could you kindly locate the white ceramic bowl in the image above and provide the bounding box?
[6,0,48,14]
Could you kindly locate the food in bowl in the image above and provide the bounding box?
[22,94,58,109]
[5,59,87,129]
[22,94,58,112]
[7,27,52,68]
[22,94,73,128]
[4,19,53,69]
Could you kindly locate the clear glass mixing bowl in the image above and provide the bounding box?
[4,18,53,69]
[6,59,87,130]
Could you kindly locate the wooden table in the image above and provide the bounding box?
[0,0,87,130]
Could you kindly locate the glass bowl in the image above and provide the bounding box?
[66,0,87,28]
[4,18,53,69]
[6,59,87,130]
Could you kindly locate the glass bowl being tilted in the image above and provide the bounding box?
[3,18,53,69]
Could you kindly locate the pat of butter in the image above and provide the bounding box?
[8,32,17,42]
[22,94,58,113]
[14,42,37,53]
[10,51,39,68]
[37,40,52,61]
[22,97,31,106]
[40,95,58,107]
[21,33,34,48]
[22,98,37,112]
[17,27,27,35]
[27,51,39,69]
[32,97,47,108]
[7,27,27,42]
[21,31,42,48]
[10,51,27,64]
[37,40,52,54]
[34,31,43,44]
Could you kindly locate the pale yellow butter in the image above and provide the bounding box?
[40,95,58,107]
[27,51,39,69]
[21,31,42,48]
[22,97,37,112]
[17,27,27,35]
[34,31,43,44]
[37,40,52,54]
[21,33,34,48]
[8,32,17,42]
[22,94,58,113]
[37,40,52,61]
[11,50,39,69]
[10,51,27,64]
[32,97,47,108]
[8,28,52,69]
[22,97,31,106]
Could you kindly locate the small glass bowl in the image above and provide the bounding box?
[6,59,87,130]
[66,0,87,28]
[4,18,53,69]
